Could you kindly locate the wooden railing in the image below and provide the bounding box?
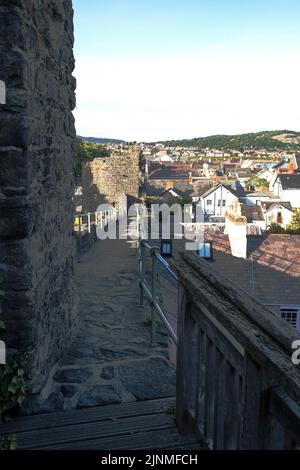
[171,251,300,450]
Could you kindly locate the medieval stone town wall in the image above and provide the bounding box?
[82,146,141,212]
[0,0,78,393]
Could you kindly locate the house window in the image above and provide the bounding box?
[277,211,283,224]
[218,200,221,207]
[198,242,213,260]
[280,308,298,329]
[160,239,173,258]
[222,200,226,207]
[206,199,212,206]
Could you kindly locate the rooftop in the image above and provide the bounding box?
[277,173,300,190]
[241,204,265,222]
[148,167,201,180]
[205,234,300,305]
[200,183,239,199]
[261,201,293,212]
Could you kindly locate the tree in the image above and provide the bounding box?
[288,208,300,234]
[245,176,269,190]
[268,208,300,234]
[74,138,88,177]
[267,223,286,234]
[74,138,110,177]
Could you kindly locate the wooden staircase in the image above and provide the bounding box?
[0,398,201,450]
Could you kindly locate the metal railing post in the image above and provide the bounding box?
[137,240,178,347]
[87,213,91,233]
[78,214,82,252]
[136,208,140,239]
[151,247,159,347]
[139,241,145,306]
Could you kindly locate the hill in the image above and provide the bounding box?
[78,136,125,145]
[160,130,300,151]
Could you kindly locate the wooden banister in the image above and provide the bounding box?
[172,252,300,450]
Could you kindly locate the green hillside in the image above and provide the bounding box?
[78,136,125,144]
[161,130,300,151]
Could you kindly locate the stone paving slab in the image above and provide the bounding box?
[23,239,176,415]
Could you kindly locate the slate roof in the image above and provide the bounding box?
[200,183,239,200]
[277,173,300,190]
[203,234,300,305]
[148,167,201,180]
[242,191,277,198]
[261,201,293,212]
[241,205,265,222]
[160,183,196,198]
[141,181,198,198]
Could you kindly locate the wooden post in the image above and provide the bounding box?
[239,354,262,449]
[151,249,159,347]
[176,282,189,433]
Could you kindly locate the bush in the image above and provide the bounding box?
[0,352,29,424]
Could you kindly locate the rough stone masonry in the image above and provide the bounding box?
[0,0,78,393]
[81,146,141,212]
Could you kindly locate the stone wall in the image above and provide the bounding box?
[82,146,141,212]
[0,0,78,393]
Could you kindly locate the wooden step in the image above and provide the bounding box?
[0,397,175,434]
[44,428,200,450]
[16,413,176,449]
[0,398,201,450]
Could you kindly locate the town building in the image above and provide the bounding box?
[271,173,300,208]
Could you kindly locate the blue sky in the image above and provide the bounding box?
[73,0,300,141]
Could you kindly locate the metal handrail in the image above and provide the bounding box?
[139,240,178,345]
[75,209,117,234]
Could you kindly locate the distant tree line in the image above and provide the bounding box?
[74,138,110,177]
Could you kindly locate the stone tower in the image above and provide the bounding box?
[0,0,78,393]
[82,145,141,212]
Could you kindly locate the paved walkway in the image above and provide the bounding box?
[25,238,176,414]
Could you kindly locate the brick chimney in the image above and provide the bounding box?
[225,201,247,258]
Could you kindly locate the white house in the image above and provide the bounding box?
[260,201,294,230]
[271,174,300,208]
[198,184,239,218]
[256,168,275,183]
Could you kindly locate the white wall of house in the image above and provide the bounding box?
[272,179,283,200]
[200,186,238,217]
[281,189,300,208]
[264,206,293,229]
[272,180,300,207]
